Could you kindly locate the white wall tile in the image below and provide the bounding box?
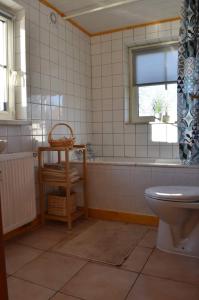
[136,146,148,157]
[125,146,135,157]
[0,1,92,153]
[112,39,123,51]
[1,3,179,161]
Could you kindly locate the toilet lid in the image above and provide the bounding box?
[145,186,199,202]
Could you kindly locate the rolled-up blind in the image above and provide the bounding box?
[134,46,178,85]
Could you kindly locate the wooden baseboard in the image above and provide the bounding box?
[88,208,159,227]
[3,216,41,241]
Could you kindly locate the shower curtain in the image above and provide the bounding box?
[178,0,199,164]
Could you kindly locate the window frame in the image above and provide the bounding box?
[129,41,178,124]
[0,11,15,120]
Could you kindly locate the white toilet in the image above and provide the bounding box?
[145,186,199,258]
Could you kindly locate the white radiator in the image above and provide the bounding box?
[0,152,36,234]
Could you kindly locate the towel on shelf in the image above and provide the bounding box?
[43,164,80,183]
[69,168,80,182]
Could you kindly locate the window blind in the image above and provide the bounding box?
[134,46,178,85]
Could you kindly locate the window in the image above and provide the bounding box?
[130,42,178,124]
[0,11,14,120]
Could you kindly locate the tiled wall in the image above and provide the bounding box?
[0,0,180,160]
[0,0,92,153]
[91,21,180,159]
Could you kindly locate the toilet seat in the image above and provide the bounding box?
[145,186,199,203]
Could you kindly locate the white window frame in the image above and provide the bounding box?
[129,41,178,124]
[0,10,15,120]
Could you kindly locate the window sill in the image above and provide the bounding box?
[125,121,150,125]
[0,120,32,126]
[149,121,177,125]
[125,121,177,126]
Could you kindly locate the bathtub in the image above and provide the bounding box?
[72,157,199,223]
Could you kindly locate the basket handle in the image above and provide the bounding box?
[48,123,74,142]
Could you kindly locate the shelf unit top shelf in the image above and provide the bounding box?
[38,144,86,151]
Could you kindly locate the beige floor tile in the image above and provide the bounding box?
[127,274,199,300]
[143,249,199,285]
[15,252,87,290]
[62,262,137,300]
[7,277,55,300]
[52,293,82,300]
[16,227,68,250]
[5,242,42,275]
[46,218,97,235]
[50,219,99,251]
[122,246,152,272]
[138,229,157,248]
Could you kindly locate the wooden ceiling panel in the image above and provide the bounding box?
[40,0,182,35]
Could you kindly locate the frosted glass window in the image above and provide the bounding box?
[134,47,178,85]
[135,51,165,84]
[166,49,178,81]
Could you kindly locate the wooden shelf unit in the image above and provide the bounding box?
[38,145,88,229]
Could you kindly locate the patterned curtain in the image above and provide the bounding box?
[178,0,199,164]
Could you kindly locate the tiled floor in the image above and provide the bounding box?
[5,219,199,300]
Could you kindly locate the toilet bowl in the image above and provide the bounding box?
[144,186,199,258]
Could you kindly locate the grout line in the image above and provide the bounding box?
[141,271,199,287]
[6,222,94,294]
[123,246,155,300]
[140,247,199,287]
[7,227,76,276]
[10,274,56,292]
[57,261,89,295]
[48,290,58,299]
[124,272,140,300]
[7,221,199,299]
[13,219,97,252]
[10,248,47,276]
[49,247,89,263]
[49,291,84,300]
[15,234,69,252]
[120,246,153,273]
[139,247,156,273]
[9,244,88,293]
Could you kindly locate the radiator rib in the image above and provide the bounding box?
[0,152,36,234]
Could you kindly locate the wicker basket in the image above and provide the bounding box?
[47,191,76,216]
[48,123,75,148]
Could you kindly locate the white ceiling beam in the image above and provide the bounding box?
[63,0,140,20]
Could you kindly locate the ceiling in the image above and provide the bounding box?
[45,0,182,34]
[0,0,22,11]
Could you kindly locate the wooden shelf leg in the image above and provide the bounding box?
[65,149,72,230]
[38,150,45,225]
[67,191,72,230]
[40,185,46,225]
